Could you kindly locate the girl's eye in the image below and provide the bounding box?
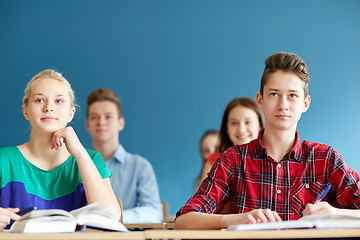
[270,93,278,97]
[56,99,64,104]
[36,99,44,103]
[289,94,297,98]
[106,116,112,119]
[230,121,239,126]
[90,116,98,120]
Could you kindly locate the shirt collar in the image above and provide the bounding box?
[256,129,302,162]
[111,144,126,164]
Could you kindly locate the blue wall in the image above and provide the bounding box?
[1,0,359,215]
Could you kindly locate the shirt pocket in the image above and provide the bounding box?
[292,181,322,217]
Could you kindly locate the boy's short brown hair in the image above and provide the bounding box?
[260,52,310,97]
[87,89,122,118]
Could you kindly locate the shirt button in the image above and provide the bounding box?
[277,164,281,168]
[277,189,281,194]
[305,184,310,188]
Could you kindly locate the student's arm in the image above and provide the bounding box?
[302,146,360,218]
[176,148,281,230]
[51,126,121,219]
[201,153,222,182]
[123,160,163,223]
[200,161,212,182]
[0,208,20,231]
[175,209,281,230]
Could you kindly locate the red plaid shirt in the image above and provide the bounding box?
[177,130,360,221]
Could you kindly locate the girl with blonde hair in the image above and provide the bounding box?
[0,70,120,230]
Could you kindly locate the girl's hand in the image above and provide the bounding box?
[302,201,337,216]
[51,126,84,157]
[0,208,20,231]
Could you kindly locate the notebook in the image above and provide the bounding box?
[228,214,360,231]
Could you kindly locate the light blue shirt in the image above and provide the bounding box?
[105,144,163,223]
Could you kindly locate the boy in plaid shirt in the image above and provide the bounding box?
[175,52,360,230]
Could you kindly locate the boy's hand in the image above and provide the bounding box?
[231,209,282,225]
[0,208,20,231]
[245,209,282,224]
[302,201,336,216]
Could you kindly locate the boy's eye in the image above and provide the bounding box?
[289,94,297,98]
[106,116,113,119]
[56,99,64,104]
[90,116,98,120]
[36,98,44,103]
[270,92,278,97]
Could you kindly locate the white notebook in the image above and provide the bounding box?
[228,214,360,231]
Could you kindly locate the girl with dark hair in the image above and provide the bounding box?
[200,97,263,181]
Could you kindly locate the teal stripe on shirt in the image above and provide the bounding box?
[0,146,111,200]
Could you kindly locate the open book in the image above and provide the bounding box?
[228,214,360,231]
[10,203,128,233]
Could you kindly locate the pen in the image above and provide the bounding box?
[18,207,37,216]
[315,184,331,203]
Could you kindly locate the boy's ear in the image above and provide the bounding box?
[256,92,263,109]
[302,95,311,113]
[118,117,125,132]
[22,105,30,121]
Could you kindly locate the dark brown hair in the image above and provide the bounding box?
[218,97,263,152]
[86,89,122,118]
[260,52,310,97]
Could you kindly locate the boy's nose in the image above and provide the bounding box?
[98,116,106,125]
[278,97,289,111]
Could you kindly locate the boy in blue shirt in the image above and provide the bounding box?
[86,88,163,223]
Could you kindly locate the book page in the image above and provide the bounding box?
[20,209,75,221]
[78,214,128,232]
[10,217,77,233]
[70,203,119,221]
[228,220,313,231]
[11,203,128,233]
[228,214,360,231]
[299,214,360,229]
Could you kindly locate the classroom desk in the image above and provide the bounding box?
[144,228,360,240]
[0,231,144,240]
[2,228,360,240]
[124,222,174,230]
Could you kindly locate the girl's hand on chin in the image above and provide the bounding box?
[51,126,83,156]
